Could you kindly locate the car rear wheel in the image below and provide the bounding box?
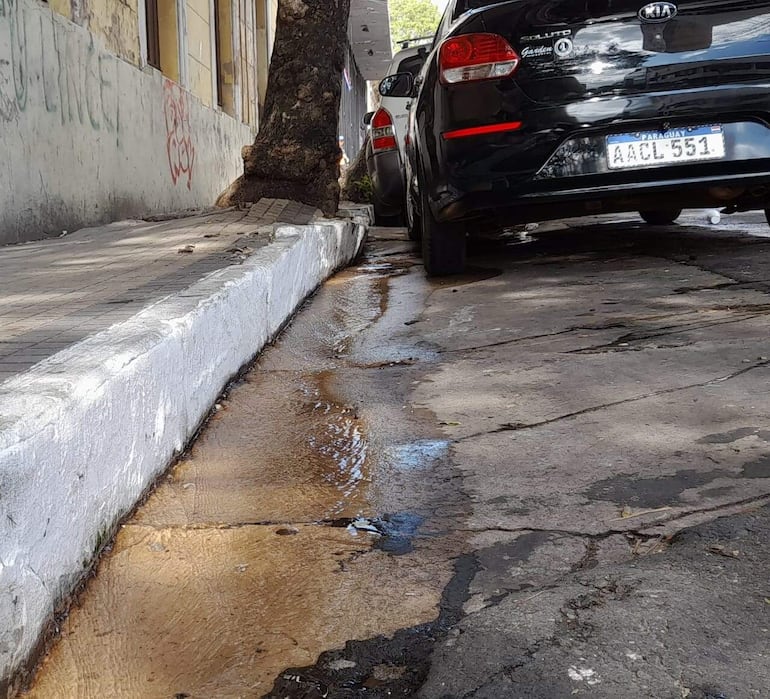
[373,201,404,227]
[375,212,404,227]
[420,184,467,276]
[639,209,682,225]
[406,189,421,241]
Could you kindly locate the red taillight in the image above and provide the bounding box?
[371,108,397,152]
[439,33,520,85]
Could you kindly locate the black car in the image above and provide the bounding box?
[394,0,770,275]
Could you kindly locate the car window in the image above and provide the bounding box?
[434,1,457,44]
[397,54,426,77]
[457,0,503,11]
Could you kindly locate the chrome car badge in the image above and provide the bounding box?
[553,37,574,58]
[638,2,677,22]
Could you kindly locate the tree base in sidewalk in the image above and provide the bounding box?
[216,0,351,216]
[217,171,339,216]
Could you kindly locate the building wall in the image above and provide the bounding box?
[48,0,142,64]
[0,0,253,245]
[186,0,214,107]
[0,0,275,246]
[0,0,377,246]
[338,43,368,160]
[255,0,277,115]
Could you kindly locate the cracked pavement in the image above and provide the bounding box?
[277,214,770,698]
[414,213,770,698]
[26,213,770,697]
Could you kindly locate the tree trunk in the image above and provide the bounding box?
[217,0,351,215]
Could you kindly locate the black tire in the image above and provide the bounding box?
[406,189,421,241]
[420,181,467,276]
[375,212,404,227]
[373,202,404,227]
[639,209,682,225]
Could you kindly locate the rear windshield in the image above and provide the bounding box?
[397,54,427,76]
[459,0,504,11]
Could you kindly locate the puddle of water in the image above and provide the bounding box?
[27,245,464,698]
[134,371,372,526]
[343,512,426,555]
[374,512,425,555]
[259,267,388,370]
[382,439,450,471]
[27,525,445,699]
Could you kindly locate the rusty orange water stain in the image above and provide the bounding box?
[27,525,445,698]
[26,252,459,698]
[135,370,372,528]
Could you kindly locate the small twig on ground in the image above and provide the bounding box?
[611,506,673,521]
[518,589,548,604]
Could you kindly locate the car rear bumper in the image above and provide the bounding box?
[434,168,770,224]
[422,81,770,222]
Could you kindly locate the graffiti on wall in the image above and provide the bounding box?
[163,79,195,189]
[0,0,120,143]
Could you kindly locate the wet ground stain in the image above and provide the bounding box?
[585,468,733,508]
[585,458,770,507]
[697,427,770,444]
[25,237,470,698]
[741,454,770,479]
[25,221,770,697]
[263,552,478,699]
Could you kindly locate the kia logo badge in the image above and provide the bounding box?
[638,2,677,22]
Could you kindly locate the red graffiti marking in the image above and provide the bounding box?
[163,79,195,189]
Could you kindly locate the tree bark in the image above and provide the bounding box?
[217,0,352,215]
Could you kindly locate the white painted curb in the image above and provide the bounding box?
[0,216,368,691]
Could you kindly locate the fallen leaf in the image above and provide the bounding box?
[178,245,195,254]
[613,506,672,521]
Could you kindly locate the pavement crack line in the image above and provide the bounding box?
[457,357,770,442]
[627,492,770,530]
[461,493,770,540]
[569,311,770,354]
[651,250,770,290]
[457,637,559,699]
[123,517,377,532]
[437,324,627,355]
[459,525,661,542]
[674,279,770,294]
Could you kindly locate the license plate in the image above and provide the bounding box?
[606,125,725,170]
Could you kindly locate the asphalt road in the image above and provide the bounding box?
[28,212,770,698]
[268,212,770,698]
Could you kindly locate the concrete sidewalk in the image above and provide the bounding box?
[0,199,316,380]
[0,200,369,693]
